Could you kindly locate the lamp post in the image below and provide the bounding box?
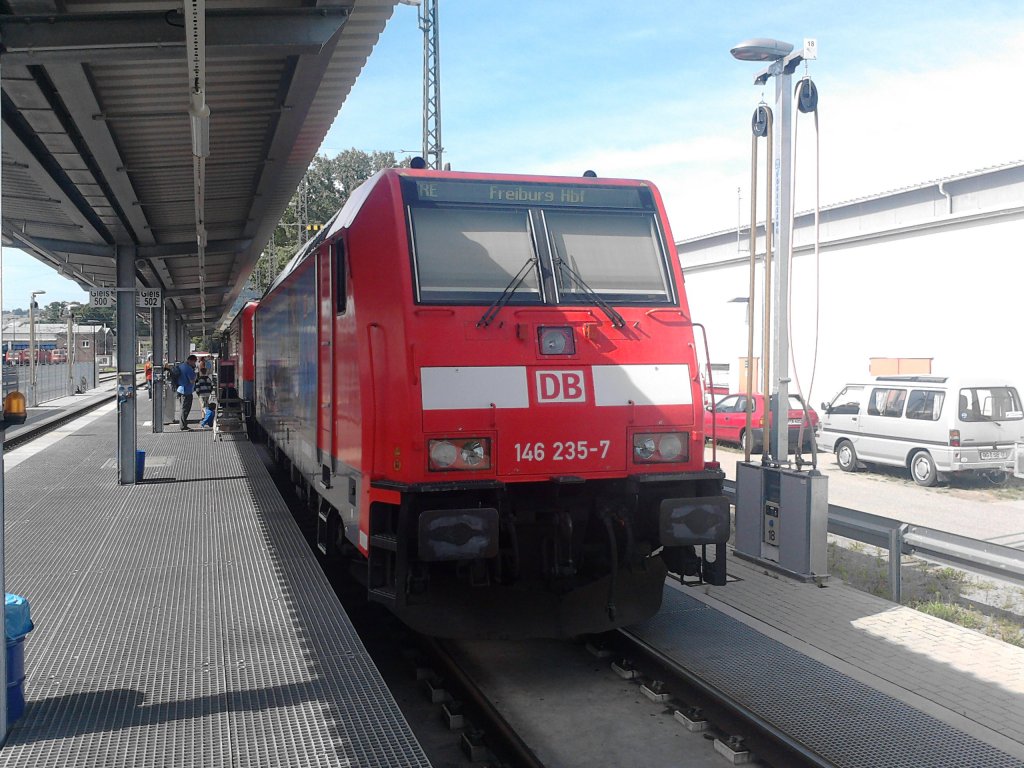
[64,303,79,397]
[28,290,45,407]
[730,38,805,461]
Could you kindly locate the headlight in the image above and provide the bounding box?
[538,326,575,355]
[634,436,656,461]
[429,440,458,468]
[633,432,689,464]
[428,437,492,471]
[460,440,486,466]
[657,433,684,460]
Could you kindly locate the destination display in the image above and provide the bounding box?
[408,178,648,209]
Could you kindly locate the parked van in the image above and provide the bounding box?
[817,376,1024,486]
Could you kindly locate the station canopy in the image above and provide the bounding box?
[0,0,396,329]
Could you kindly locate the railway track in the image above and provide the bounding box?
[348,619,836,767]
[418,628,830,768]
[611,626,829,768]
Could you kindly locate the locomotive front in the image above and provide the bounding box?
[369,172,728,638]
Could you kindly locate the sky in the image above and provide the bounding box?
[4,0,1024,310]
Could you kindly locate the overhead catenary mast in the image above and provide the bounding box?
[420,0,441,170]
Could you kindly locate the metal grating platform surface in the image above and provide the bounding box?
[629,587,1024,768]
[1,404,432,768]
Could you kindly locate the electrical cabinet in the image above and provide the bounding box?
[735,462,828,580]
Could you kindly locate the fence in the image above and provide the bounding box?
[2,362,97,404]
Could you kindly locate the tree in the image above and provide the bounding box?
[248,148,410,293]
[41,301,66,322]
[73,304,115,329]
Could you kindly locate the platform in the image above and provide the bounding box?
[0,404,431,767]
[630,553,1024,767]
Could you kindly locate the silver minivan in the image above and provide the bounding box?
[817,375,1024,486]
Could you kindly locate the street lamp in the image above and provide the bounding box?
[64,302,80,397]
[28,291,45,407]
[730,37,806,461]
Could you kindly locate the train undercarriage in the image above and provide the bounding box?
[328,474,729,638]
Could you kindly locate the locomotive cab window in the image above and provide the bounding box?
[545,211,672,304]
[409,207,540,303]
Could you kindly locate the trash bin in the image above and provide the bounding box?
[135,449,146,483]
[164,385,179,428]
[5,594,33,726]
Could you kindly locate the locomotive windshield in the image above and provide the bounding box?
[410,207,541,302]
[545,211,670,301]
[405,177,675,305]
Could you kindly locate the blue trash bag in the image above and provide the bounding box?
[5,594,33,640]
[5,594,33,725]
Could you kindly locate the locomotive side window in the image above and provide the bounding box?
[333,240,347,314]
[410,207,540,303]
[544,211,672,303]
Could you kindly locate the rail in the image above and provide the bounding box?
[722,479,1024,603]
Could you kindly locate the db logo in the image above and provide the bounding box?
[535,370,586,403]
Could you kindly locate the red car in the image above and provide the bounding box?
[705,393,818,452]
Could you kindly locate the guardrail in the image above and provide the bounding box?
[722,479,1024,603]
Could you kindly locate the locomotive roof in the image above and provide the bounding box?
[323,167,658,242]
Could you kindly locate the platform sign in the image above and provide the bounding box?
[90,289,116,308]
[137,289,162,308]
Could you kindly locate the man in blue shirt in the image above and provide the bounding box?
[177,355,198,430]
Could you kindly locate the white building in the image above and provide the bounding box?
[678,161,1024,407]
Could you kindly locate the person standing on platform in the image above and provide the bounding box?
[144,355,153,398]
[177,354,198,431]
[195,367,214,410]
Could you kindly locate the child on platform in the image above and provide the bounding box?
[199,400,215,430]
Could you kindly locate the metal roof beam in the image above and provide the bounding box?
[0,120,106,244]
[45,63,155,245]
[12,235,251,259]
[164,287,227,298]
[0,8,350,65]
[138,238,252,258]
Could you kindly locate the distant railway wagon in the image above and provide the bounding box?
[5,349,52,365]
[223,300,257,409]
[244,168,729,638]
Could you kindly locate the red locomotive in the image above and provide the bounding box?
[247,168,729,638]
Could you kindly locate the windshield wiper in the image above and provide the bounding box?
[555,255,626,328]
[477,257,538,328]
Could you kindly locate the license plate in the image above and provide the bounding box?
[980,450,1007,460]
[788,419,804,426]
